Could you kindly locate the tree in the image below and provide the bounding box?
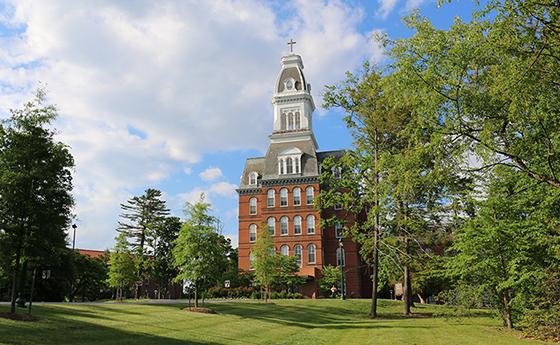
[0,89,74,313]
[319,265,343,297]
[251,226,277,304]
[449,166,559,329]
[153,216,181,299]
[69,251,109,302]
[118,188,169,298]
[275,255,305,293]
[107,233,136,300]
[172,195,228,307]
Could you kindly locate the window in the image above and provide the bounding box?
[280,188,288,207]
[334,203,342,210]
[295,112,301,129]
[293,187,301,206]
[249,224,257,242]
[332,167,342,179]
[249,252,256,266]
[306,215,315,234]
[278,159,284,174]
[280,216,289,235]
[293,216,302,235]
[267,189,275,208]
[281,113,287,130]
[249,172,258,185]
[288,112,294,130]
[280,245,289,256]
[294,245,302,266]
[336,247,345,267]
[295,156,300,173]
[335,223,343,238]
[306,186,314,205]
[307,244,316,264]
[249,198,257,215]
[287,157,293,174]
[267,217,275,235]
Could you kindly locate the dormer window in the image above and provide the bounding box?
[248,171,258,185]
[278,148,303,175]
[283,78,295,91]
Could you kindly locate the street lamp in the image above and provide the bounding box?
[72,224,77,250]
[338,238,346,300]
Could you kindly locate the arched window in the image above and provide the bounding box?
[306,186,314,205]
[295,157,300,173]
[281,113,287,130]
[249,224,257,242]
[294,245,302,266]
[280,245,289,256]
[293,216,302,235]
[295,112,301,129]
[280,216,289,235]
[267,189,275,208]
[280,188,288,206]
[336,247,345,267]
[278,158,284,175]
[288,112,294,130]
[307,244,316,264]
[249,172,258,185]
[335,223,343,238]
[267,217,275,235]
[286,158,293,174]
[306,215,315,234]
[249,197,257,215]
[293,187,301,206]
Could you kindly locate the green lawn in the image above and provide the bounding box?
[0,299,550,345]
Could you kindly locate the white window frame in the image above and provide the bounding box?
[280,216,289,236]
[306,186,314,205]
[280,188,288,207]
[267,189,275,208]
[280,245,289,256]
[249,197,257,215]
[335,223,343,239]
[293,215,302,235]
[267,217,276,236]
[294,245,302,266]
[334,203,342,210]
[336,247,345,267]
[307,244,316,264]
[306,215,315,234]
[293,187,301,206]
[249,171,258,185]
[249,224,257,242]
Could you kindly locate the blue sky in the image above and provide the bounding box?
[0,0,479,250]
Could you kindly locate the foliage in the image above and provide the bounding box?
[107,233,136,299]
[0,89,74,312]
[448,167,560,329]
[69,251,110,302]
[251,225,278,303]
[274,255,306,293]
[152,216,181,298]
[172,195,228,307]
[118,188,169,297]
[319,265,342,297]
[206,286,255,299]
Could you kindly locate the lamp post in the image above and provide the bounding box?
[72,224,77,250]
[338,238,346,300]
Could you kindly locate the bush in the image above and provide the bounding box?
[206,286,255,299]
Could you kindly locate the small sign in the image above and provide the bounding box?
[224,280,231,288]
[42,270,51,279]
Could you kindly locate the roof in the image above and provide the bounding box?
[78,249,108,259]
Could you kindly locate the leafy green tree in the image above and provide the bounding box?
[251,227,277,303]
[449,167,559,329]
[319,265,342,297]
[0,89,74,313]
[107,233,136,300]
[69,251,109,302]
[118,188,169,298]
[172,195,228,307]
[153,216,181,298]
[275,256,305,293]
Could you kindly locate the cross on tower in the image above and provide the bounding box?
[287,39,296,53]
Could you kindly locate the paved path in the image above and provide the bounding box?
[0,299,243,306]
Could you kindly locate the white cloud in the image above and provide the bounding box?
[404,0,426,12]
[199,167,223,182]
[0,0,383,249]
[377,0,398,18]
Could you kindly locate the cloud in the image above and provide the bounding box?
[404,0,426,12]
[377,0,398,18]
[199,167,223,182]
[178,181,237,206]
[0,0,383,250]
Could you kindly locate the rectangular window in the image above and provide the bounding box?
[280,189,288,207]
[335,224,343,238]
[334,203,342,210]
[293,188,301,206]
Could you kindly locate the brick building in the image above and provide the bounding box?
[237,51,371,298]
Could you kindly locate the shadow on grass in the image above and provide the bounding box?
[0,306,223,345]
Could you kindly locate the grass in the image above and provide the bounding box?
[0,299,551,345]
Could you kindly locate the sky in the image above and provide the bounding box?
[0,0,479,251]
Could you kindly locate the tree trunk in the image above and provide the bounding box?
[370,225,379,318]
[194,286,199,308]
[403,263,412,315]
[502,293,513,329]
[9,235,24,314]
